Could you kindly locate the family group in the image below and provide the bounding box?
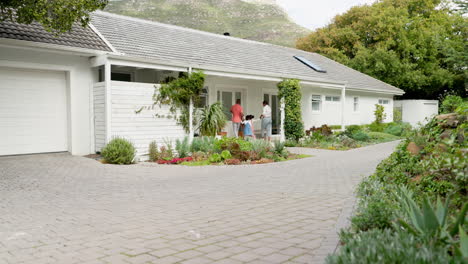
[229,99,272,141]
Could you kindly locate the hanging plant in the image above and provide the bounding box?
[153,71,205,133]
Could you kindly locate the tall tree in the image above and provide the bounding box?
[0,0,108,32]
[297,0,467,99]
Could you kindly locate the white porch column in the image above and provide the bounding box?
[104,61,112,143]
[280,98,286,142]
[188,67,194,142]
[340,85,346,131]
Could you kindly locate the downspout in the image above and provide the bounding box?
[340,84,346,131]
[188,67,194,142]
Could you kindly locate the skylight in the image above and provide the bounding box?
[293,56,327,73]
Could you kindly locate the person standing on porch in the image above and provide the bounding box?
[260,100,272,141]
[230,99,243,138]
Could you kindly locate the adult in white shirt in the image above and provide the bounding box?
[260,100,272,141]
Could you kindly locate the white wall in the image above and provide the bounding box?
[0,46,96,155]
[108,81,185,157]
[93,82,106,151]
[394,100,438,127]
[301,84,394,129]
[204,76,395,135]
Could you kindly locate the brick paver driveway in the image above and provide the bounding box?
[0,141,399,264]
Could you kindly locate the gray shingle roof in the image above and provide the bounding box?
[0,18,112,51]
[91,11,403,94]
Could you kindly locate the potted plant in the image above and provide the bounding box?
[199,102,227,136]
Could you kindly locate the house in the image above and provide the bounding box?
[0,11,404,157]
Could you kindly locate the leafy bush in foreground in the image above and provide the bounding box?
[101,137,136,165]
[327,229,454,264]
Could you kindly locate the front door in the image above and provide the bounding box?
[263,93,280,135]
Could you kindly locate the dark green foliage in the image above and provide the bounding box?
[298,0,467,99]
[329,112,468,262]
[198,102,227,136]
[351,131,369,142]
[344,125,362,136]
[0,0,108,33]
[440,95,465,114]
[154,71,205,132]
[327,229,454,264]
[278,79,305,141]
[101,137,136,165]
[384,123,407,136]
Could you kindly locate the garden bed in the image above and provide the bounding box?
[286,123,409,150]
[327,96,468,263]
[148,137,312,166]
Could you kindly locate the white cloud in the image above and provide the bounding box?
[276,0,376,30]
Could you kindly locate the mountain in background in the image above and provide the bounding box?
[105,0,310,47]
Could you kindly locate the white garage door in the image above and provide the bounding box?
[0,67,68,155]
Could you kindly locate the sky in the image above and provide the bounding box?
[276,0,376,30]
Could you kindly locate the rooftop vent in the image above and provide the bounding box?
[293,56,326,73]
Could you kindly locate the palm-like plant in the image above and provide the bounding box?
[199,102,227,136]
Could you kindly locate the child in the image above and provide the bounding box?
[242,115,256,139]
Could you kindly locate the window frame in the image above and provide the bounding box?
[378,99,390,105]
[353,96,359,112]
[311,94,322,112]
[325,95,341,102]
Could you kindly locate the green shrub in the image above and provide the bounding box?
[191,136,216,153]
[352,178,396,231]
[367,132,399,141]
[221,150,232,160]
[251,139,271,158]
[273,140,286,154]
[208,153,222,163]
[374,104,386,124]
[284,139,298,147]
[351,131,369,141]
[327,229,454,264]
[440,95,464,114]
[393,108,402,122]
[344,125,362,136]
[175,136,190,158]
[278,79,305,140]
[368,122,384,132]
[215,137,253,152]
[148,141,160,162]
[101,137,136,165]
[198,102,227,136]
[384,123,403,136]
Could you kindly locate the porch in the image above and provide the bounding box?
[90,59,293,157]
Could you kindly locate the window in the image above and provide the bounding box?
[325,95,340,102]
[353,97,359,112]
[195,87,208,108]
[378,99,390,105]
[111,72,133,82]
[217,90,244,119]
[311,95,322,111]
